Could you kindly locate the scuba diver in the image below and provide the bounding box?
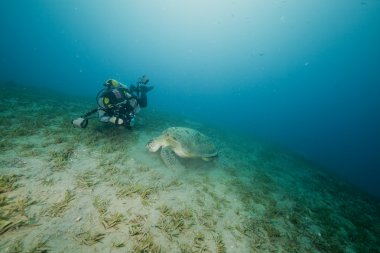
[72,76,154,129]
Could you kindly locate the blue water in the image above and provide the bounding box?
[1,1,379,197]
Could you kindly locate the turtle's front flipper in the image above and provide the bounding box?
[161,147,184,170]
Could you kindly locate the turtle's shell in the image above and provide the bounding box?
[162,127,217,158]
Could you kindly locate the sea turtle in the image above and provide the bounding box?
[146,127,218,169]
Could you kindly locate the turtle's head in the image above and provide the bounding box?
[146,138,161,152]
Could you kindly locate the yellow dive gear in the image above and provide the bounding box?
[111,79,118,87]
[105,79,119,88]
[103,96,113,108]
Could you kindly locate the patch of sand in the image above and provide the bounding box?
[1,84,379,252]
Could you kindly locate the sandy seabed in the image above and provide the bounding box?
[1,82,379,253]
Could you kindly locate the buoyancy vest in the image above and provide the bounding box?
[102,88,129,108]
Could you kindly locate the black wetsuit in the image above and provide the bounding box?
[129,84,153,108]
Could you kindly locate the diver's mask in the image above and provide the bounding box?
[104,79,120,88]
[72,117,88,128]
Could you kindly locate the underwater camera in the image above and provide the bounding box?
[72,117,88,128]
